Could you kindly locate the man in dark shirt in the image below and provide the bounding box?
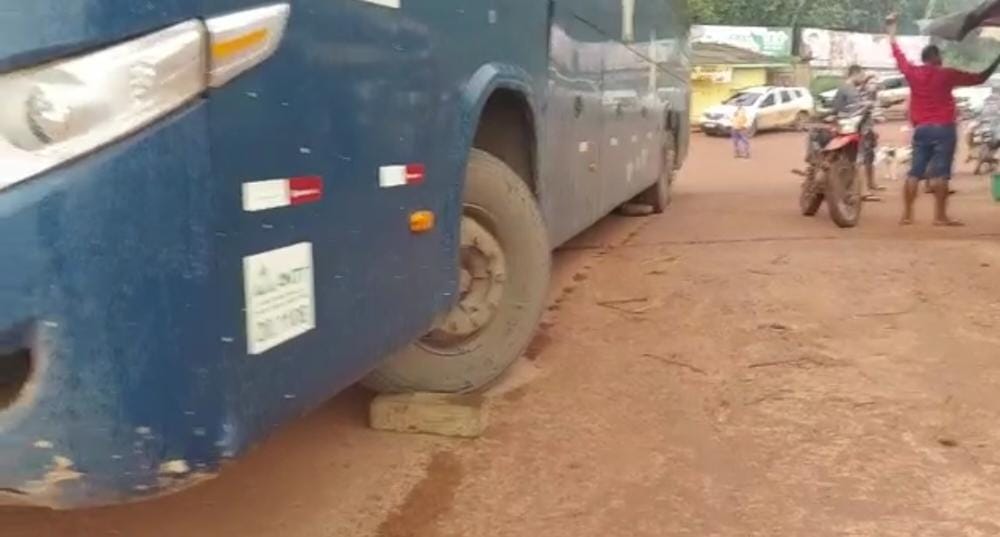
[832,65,865,115]
[832,65,884,197]
[888,14,1000,225]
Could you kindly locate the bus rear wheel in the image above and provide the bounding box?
[635,132,675,213]
[363,149,551,393]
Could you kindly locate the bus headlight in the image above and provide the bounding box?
[0,3,290,191]
[0,21,207,189]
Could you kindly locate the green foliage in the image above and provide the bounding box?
[688,0,928,33]
[929,0,1000,69]
[688,0,1000,70]
[941,37,1000,70]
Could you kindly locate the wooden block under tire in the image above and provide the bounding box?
[617,203,655,217]
[370,393,489,438]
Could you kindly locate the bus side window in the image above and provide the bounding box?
[632,0,674,46]
[621,0,635,42]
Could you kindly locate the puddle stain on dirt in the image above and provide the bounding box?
[375,452,464,537]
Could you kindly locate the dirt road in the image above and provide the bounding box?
[4,126,1000,536]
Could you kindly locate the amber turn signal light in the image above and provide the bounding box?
[409,210,435,233]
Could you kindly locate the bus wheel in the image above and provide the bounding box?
[364,148,551,393]
[636,132,675,213]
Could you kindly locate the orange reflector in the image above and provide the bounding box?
[409,211,435,233]
[211,28,269,60]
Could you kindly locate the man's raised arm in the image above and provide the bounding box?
[886,14,914,77]
[970,54,1000,85]
[945,58,1000,87]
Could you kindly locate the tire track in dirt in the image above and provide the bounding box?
[526,216,653,362]
[376,215,656,534]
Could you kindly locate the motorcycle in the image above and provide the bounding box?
[795,103,871,228]
[968,118,1000,175]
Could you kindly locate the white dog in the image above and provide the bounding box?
[874,145,913,182]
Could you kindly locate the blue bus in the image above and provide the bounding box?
[0,0,689,508]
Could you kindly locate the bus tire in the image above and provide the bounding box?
[363,148,551,393]
[636,132,675,213]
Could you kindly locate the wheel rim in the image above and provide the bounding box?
[419,210,507,352]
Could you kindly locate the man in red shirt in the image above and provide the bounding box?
[887,14,1000,225]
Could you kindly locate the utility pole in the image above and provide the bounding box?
[790,0,809,59]
[925,0,938,20]
[621,0,635,42]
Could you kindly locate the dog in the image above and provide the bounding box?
[874,145,912,182]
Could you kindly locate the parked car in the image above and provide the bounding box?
[818,72,1000,120]
[700,86,814,136]
[817,74,909,113]
[876,74,910,107]
[954,74,1000,118]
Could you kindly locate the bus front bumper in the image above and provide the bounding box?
[0,103,239,509]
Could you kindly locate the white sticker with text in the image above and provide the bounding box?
[242,179,289,212]
[243,242,316,355]
[360,0,400,8]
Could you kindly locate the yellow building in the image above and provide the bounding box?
[690,43,792,122]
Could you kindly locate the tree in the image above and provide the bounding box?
[928,0,1000,69]
[687,0,1000,69]
[689,0,929,33]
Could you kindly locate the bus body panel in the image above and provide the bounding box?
[543,0,690,246]
[542,4,609,245]
[0,1,201,74]
[0,0,689,507]
[197,0,551,455]
[0,104,229,507]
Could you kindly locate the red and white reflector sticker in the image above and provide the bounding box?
[289,176,324,205]
[379,163,426,188]
[242,176,323,212]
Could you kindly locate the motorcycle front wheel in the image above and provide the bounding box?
[825,153,862,228]
[800,168,824,216]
